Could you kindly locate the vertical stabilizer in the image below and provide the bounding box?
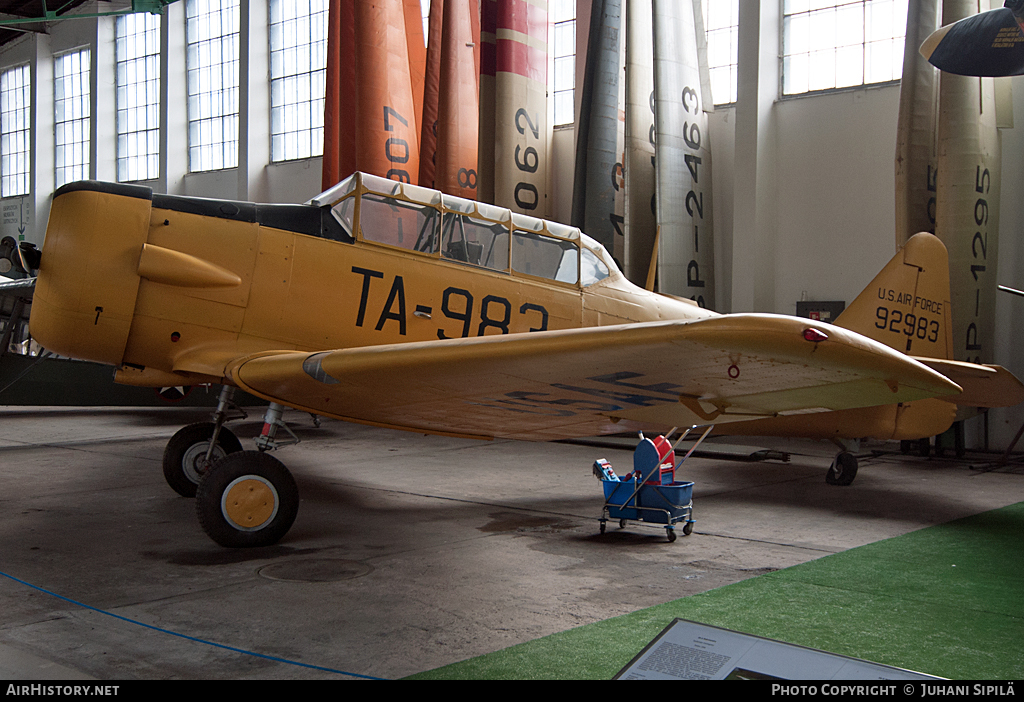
[835,232,954,360]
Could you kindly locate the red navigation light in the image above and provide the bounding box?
[803,328,828,342]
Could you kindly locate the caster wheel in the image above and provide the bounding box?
[666,528,677,542]
[600,521,606,534]
[196,451,299,548]
[163,423,242,497]
[826,451,858,486]
[682,521,693,536]
[619,519,627,529]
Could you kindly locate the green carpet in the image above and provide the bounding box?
[409,502,1024,680]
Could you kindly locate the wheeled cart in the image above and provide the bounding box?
[599,478,694,542]
[595,427,710,542]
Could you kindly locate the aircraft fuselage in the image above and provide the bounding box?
[30,175,712,393]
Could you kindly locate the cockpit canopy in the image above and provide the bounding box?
[311,172,614,287]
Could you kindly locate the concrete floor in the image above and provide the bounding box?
[1,406,1022,680]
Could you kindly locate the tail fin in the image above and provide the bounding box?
[834,232,954,360]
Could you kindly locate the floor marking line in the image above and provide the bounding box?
[0,569,385,680]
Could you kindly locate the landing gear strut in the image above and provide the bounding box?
[162,386,245,497]
[194,402,301,548]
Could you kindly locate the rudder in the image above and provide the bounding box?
[834,232,953,360]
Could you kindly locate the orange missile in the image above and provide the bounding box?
[435,0,480,199]
[323,0,423,188]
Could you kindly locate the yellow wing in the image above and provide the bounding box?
[226,315,961,441]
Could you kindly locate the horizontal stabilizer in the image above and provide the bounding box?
[913,357,1024,408]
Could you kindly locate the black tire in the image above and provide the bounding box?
[825,451,858,486]
[682,521,693,536]
[666,528,677,542]
[163,423,243,497]
[196,450,299,548]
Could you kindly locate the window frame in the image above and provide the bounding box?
[268,0,328,163]
[549,0,575,128]
[702,0,739,106]
[54,47,92,189]
[115,11,162,183]
[0,63,32,198]
[781,0,908,97]
[185,0,241,173]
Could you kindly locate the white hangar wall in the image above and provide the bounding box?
[771,86,903,317]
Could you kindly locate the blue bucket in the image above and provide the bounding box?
[635,482,694,523]
[602,479,640,520]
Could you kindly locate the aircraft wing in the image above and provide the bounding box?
[912,357,1024,408]
[224,315,961,441]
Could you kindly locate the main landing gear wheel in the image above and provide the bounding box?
[196,450,299,548]
[826,451,858,486]
[163,422,243,497]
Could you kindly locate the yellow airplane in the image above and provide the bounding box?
[22,172,1012,547]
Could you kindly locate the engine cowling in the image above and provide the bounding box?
[29,182,152,366]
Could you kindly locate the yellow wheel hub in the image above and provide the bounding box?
[222,476,279,531]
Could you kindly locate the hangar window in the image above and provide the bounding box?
[550,0,575,127]
[783,0,907,95]
[116,11,162,182]
[269,0,328,162]
[702,0,739,105]
[54,49,91,189]
[0,64,30,198]
[186,0,240,172]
